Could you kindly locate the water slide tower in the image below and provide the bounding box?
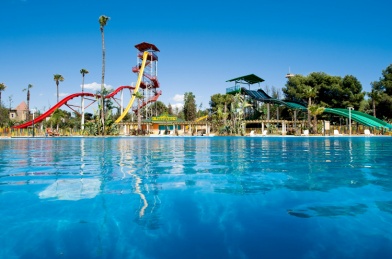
[132,42,161,119]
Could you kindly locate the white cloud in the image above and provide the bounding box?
[82,82,113,91]
[171,103,183,111]
[172,94,184,103]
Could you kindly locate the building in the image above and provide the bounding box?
[118,114,211,136]
[9,101,29,122]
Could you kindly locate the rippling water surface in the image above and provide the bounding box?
[1,136,392,258]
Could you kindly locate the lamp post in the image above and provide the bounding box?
[31,108,36,137]
[348,107,354,135]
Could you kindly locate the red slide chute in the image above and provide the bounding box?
[134,90,162,113]
[12,85,161,129]
[13,92,96,129]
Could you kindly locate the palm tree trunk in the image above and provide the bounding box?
[101,28,106,135]
[372,99,376,117]
[267,103,270,120]
[81,75,85,130]
[223,102,227,125]
[137,99,141,131]
[56,82,59,103]
[312,115,317,134]
[27,90,30,119]
[307,97,312,131]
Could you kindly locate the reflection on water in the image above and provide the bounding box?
[1,137,392,257]
[376,201,392,214]
[39,179,101,200]
[1,137,392,198]
[288,203,368,218]
[1,137,392,197]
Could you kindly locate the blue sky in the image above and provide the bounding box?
[1,0,391,114]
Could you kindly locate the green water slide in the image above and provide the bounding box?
[242,88,307,111]
[242,88,392,130]
[324,108,392,130]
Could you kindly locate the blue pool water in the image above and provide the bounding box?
[1,136,392,258]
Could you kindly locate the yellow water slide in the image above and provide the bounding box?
[195,115,208,122]
[115,51,149,123]
[185,115,209,131]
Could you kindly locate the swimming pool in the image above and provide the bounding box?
[1,136,392,258]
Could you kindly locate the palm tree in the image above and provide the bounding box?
[99,15,110,135]
[80,68,89,130]
[23,84,33,119]
[308,105,325,134]
[223,94,233,125]
[53,74,64,103]
[0,83,6,108]
[303,85,317,130]
[50,108,66,132]
[230,93,251,135]
[133,91,144,131]
[8,95,13,111]
[368,88,381,118]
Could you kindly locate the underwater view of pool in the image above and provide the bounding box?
[1,136,392,258]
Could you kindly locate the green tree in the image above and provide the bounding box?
[308,105,325,133]
[22,84,33,119]
[0,83,6,108]
[0,106,9,126]
[222,94,234,124]
[283,72,365,128]
[133,91,144,130]
[210,93,233,125]
[139,100,166,117]
[369,64,392,119]
[99,15,110,135]
[284,72,365,109]
[303,85,318,129]
[50,108,67,131]
[152,101,167,116]
[53,74,64,103]
[229,93,251,135]
[196,103,208,118]
[183,92,197,121]
[177,110,185,120]
[167,103,173,115]
[210,93,233,132]
[282,74,309,103]
[367,88,382,117]
[269,86,282,120]
[211,94,233,114]
[104,89,115,112]
[80,69,89,130]
[94,87,115,134]
[210,103,225,133]
[340,75,365,109]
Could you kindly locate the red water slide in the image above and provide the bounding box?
[105,86,135,98]
[134,90,162,112]
[13,92,96,129]
[12,85,158,129]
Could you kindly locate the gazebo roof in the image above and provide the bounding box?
[226,74,264,85]
[135,42,160,52]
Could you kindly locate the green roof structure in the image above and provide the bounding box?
[226,74,265,85]
[226,74,265,94]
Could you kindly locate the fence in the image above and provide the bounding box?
[0,127,83,137]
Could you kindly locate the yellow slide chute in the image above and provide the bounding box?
[195,115,208,122]
[115,51,149,123]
